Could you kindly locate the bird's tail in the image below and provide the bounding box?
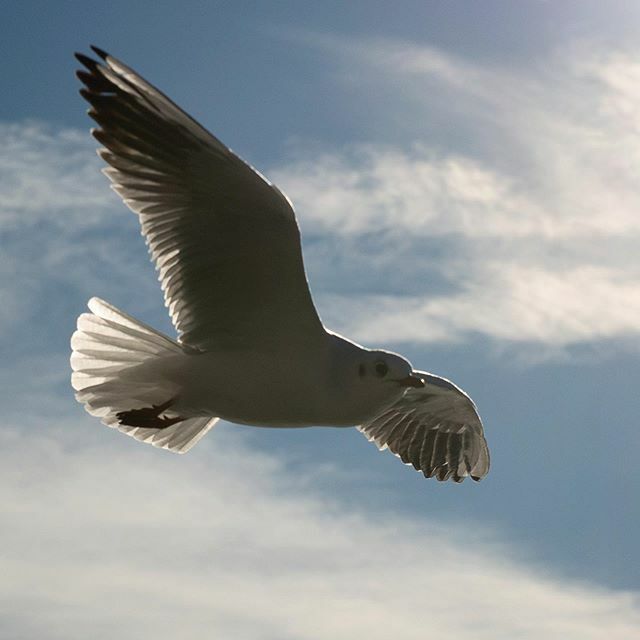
[70,297,217,453]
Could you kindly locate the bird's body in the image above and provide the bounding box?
[70,47,490,482]
[138,333,408,428]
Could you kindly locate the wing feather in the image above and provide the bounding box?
[358,372,490,483]
[76,47,324,351]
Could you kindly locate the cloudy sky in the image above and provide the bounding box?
[2,1,640,638]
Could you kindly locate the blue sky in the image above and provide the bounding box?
[2,2,640,638]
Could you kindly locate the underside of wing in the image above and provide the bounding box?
[75,47,324,351]
[358,372,490,482]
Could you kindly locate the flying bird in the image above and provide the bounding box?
[70,46,490,482]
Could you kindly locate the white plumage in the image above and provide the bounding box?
[71,47,490,482]
[71,297,218,452]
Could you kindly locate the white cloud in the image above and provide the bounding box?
[314,263,640,350]
[0,121,161,336]
[269,39,640,351]
[274,147,540,237]
[1,425,639,639]
[0,121,113,229]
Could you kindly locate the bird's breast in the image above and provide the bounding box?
[172,348,340,427]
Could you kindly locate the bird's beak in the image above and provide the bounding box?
[398,373,425,388]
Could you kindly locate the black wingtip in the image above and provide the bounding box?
[75,52,99,71]
[90,45,109,60]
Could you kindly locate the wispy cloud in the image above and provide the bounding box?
[2,425,638,639]
[0,122,113,229]
[271,37,640,352]
[0,122,161,338]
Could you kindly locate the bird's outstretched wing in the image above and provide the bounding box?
[75,47,324,351]
[358,372,490,482]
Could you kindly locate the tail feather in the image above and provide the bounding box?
[71,297,217,453]
[117,417,216,452]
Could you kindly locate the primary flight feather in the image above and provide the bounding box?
[70,46,490,482]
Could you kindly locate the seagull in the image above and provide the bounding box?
[70,46,490,483]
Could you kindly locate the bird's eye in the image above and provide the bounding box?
[374,361,388,378]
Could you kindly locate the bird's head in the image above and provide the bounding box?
[326,335,426,421]
[357,349,425,391]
